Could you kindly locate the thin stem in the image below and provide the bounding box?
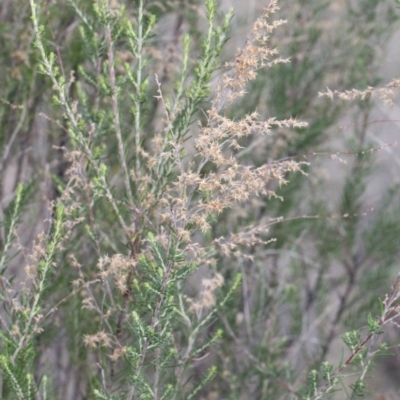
[105,20,135,210]
[134,0,144,175]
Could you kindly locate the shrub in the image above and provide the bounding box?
[0,0,400,399]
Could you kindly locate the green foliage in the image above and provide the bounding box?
[0,0,400,399]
